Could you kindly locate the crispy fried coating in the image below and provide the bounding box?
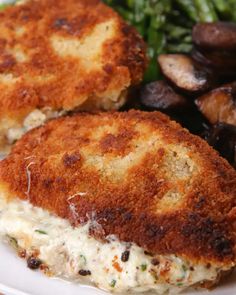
[0,0,147,146]
[0,110,236,267]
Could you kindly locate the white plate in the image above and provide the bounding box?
[0,240,235,295]
[0,0,235,294]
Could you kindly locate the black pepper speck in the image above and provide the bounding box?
[27,256,42,270]
[151,258,160,266]
[78,269,91,276]
[121,250,130,262]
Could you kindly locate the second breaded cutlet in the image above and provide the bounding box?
[0,0,147,151]
[0,110,235,294]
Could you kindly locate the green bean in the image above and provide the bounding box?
[144,30,165,81]
[193,0,218,22]
[166,43,193,53]
[183,35,192,43]
[211,0,233,21]
[134,22,146,36]
[134,3,146,23]
[165,24,191,39]
[148,29,166,55]
[104,0,235,81]
[174,0,199,22]
[212,0,231,16]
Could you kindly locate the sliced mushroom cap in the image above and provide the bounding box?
[203,123,236,168]
[196,83,236,126]
[158,54,211,92]
[193,22,236,51]
[192,48,236,75]
[140,80,189,112]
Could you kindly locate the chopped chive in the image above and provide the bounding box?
[35,229,47,235]
[182,264,187,272]
[80,254,87,265]
[8,236,18,249]
[141,264,147,271]
[110,279,116,288]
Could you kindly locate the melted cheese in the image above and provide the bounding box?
[6,108,66,144]
[0,195,229,294]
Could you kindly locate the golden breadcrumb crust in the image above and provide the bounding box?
[0,0,147,123]
[0,110,236,267]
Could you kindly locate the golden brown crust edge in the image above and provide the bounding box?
[0,110,235,267]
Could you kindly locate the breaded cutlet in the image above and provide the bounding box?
[0,0,147,151]
[0,110,235,294]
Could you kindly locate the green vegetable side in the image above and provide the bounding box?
[104,0,236,81]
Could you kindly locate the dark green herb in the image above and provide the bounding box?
[141,263,147,271]
[110,279,116,288]
[35,229,47,235]
[80,254,87,265]
[182,264,188,272]
[8,236,18,249]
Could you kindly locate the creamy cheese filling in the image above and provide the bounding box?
[6,108,66,144]
[0,196,230,294]
[4,91,127,147]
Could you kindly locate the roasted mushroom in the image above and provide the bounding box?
[158,54,212,93]
[192,49,236,78]
[193,22,236,52]
[196,83,236,126]
[203,123,236,168]
[140,80,189,112]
